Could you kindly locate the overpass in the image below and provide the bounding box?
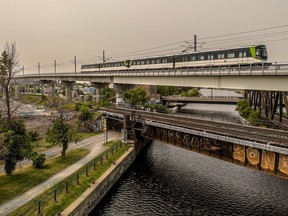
[13,63,288,127]
[14,63,288,91]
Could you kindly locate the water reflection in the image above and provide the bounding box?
[90,141,288,216]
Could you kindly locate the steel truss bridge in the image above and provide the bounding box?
[101,107,288,179]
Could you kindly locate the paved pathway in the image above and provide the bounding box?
[0,131,121,216]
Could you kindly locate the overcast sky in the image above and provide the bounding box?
[1,0,288,73]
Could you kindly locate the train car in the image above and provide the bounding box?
[81,45,269,73]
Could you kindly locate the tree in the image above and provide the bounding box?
[78,105,93,121]
[0,42,32,176]
[0,119,32,175]
[0,42,21,125]
[123,86,148,106]
[45,97,80,157]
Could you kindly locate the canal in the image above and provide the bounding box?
[90,141,288,216]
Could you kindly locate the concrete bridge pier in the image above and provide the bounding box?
[14,85,20,99]
[62,81,75,100]
[33,84,37,94]
[110,84,135,105]
[51,83,56,97]
[91,82,109,102]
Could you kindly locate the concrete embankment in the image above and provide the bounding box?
[61,147,136,216]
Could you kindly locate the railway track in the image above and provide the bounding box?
[101,107,288,148]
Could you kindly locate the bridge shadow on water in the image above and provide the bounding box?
[90,141,288,216]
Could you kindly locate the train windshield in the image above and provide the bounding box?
[256,45,268,60]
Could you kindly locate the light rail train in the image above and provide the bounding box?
[81,45,269,73]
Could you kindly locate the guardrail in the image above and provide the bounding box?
[19,142,125,216]
[14,63,288,78]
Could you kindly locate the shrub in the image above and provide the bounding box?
[32,153,46,168]
[28,131,39,142]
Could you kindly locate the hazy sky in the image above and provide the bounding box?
[1,0,288,73]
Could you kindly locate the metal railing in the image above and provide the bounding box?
[19,142,125,216]
[15,63,288,78]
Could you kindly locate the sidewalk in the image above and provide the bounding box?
[0,132,121,216]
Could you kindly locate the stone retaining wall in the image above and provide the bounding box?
[61,147,135,216]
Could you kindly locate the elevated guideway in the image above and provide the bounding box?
[14,63,288,91]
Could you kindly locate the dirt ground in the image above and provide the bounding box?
[22,116,56,138]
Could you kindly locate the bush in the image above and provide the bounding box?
[32,153,46,168]
[247,110,260,125]
[28,131,39,142]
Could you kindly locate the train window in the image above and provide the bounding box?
[146,60,151,64]
[137,61,140,65]
[256,49,261,56]
[239,51,247,58]
[199,55,205,61]
[217,53,225,59]
[227,52,235,58]
[132,61,136,66]
[207,54,214,60]
[141,60,145,65]
[151,59,156,64]
[182,56,188,62]
[190,56,197,61]
[163,58,167,63]
[157,59,161,64]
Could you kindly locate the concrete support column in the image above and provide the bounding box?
[33,85,37,94]
[62,81,75,100]
[15,85,20,99]
[41,84,44,95]
[91,82,109,103]
[110,83,135,105]
[25,85,29,94]
[51,83,56,97]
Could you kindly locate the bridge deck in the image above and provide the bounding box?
[101,107,288,154]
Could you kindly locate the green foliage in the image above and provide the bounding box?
[28,131,39,142]
[180,88,200,97]
[148,104,169,113]
[0,119,32,176]
[101,87,115,103]
[157,86,200,97]
[247,110,260,125]
[236,99,260,125]
[32,153,46,168]
[45,117,76,157]
[78,105,93,121]
[74,102,93,111]
[0,149,89,206]
[124,86,148,105]
[40,94,47,102]
[236,99,249,111]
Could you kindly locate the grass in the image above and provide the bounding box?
[0,148,90,205]
[12,141,129,216]
[77,131,102,140]
[31,131,103,152]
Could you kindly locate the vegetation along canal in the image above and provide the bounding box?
[90,141,288,216]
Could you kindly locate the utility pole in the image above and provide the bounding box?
[194,35,197,52]
[103,50,105,63]
[74,56,77,73]
[54,60,56,74]
[22,65,24,75]
[38,62,40,74]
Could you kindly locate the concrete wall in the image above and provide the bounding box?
[61,147,135,216]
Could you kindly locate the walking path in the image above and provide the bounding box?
[0,131,121,216]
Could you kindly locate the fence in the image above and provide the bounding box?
[19,142,126,216]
